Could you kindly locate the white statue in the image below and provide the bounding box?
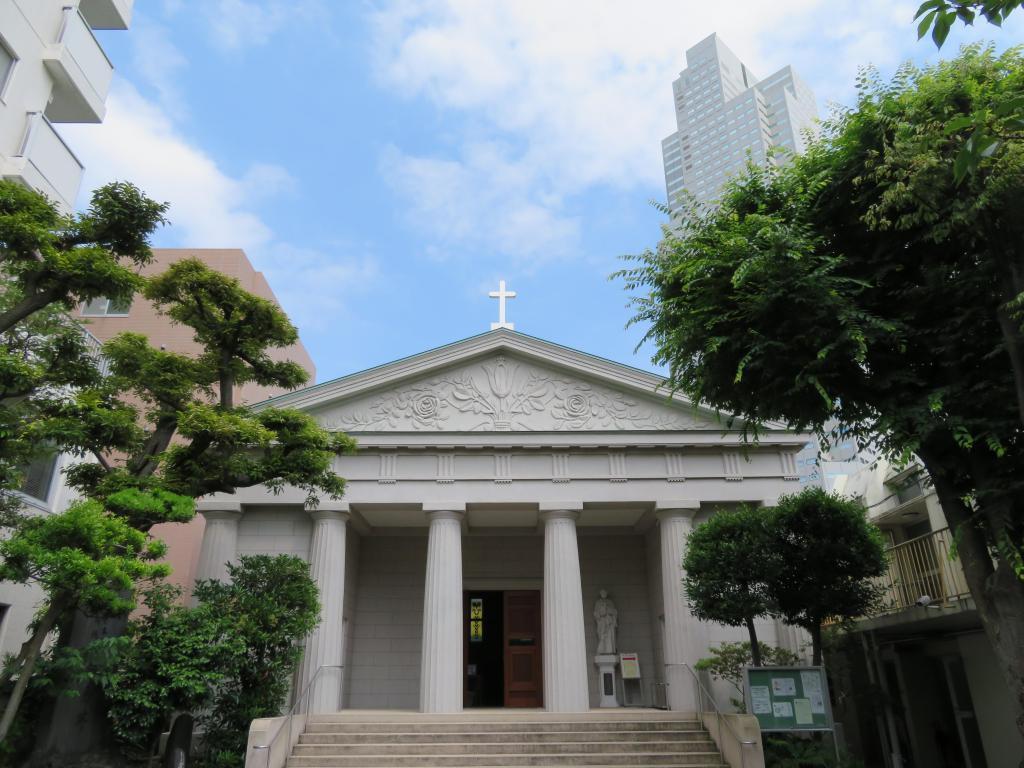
[594,589,618,655]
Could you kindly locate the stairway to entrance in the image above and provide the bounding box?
[283,710,728,767]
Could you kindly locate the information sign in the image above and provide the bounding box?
[619,652,641,679]
[743,666,833,732]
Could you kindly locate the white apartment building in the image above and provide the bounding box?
[0,0,132,213]
[829,460,1023,768]
[0,0,132,658]
[661,33,818,214]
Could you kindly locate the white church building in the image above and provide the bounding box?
[195,327,810,715]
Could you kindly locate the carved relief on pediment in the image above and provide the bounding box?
[319,356,698,432]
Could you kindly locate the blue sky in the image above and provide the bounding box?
[67,1,1024,384]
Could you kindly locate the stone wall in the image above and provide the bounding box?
[579,534,657,708]
[236,506,312,562]
[346,535,428,709]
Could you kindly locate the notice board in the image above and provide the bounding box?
[743,666,834,732]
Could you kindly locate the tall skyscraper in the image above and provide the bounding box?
[661,33,818,214]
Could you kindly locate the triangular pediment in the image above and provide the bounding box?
[309,353,704,432]
[256,330,753,433]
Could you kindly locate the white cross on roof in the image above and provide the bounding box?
[489,279,516,330]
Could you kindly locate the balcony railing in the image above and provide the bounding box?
[874,528,971,615]
[79,325,111,378]
[43,6,114,123]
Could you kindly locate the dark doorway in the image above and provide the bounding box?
[464,590,544,708]
[464,591,504,707]
[503,590,543,708]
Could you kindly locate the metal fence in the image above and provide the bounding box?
[875,527,971,614]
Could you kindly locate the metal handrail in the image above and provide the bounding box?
[252,664,344,768]
[669,663,757,768]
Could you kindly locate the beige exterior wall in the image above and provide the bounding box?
[76,248,315,597]
[77,248,315,404]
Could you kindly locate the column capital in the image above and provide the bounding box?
[425,509,465,523]
[308,507,350,524]
[307,499,350,512]
[196,499,242,521]
[539,508,580,523]
[538,501,583,513]
[423,501,466,513]
[654,500,700,522]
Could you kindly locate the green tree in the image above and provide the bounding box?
[695,641,800,711]
[913,3,1024,181]
[619,46,1024,736]
[104,555,318,768]
[102,583,240,761]
[199,555,319,768]
[769,489,887,665]
[0,179,165,518]
[683,505,776,665]
[915,1,1022,47]
[0,180,164,334]
[0,500,170,740]
[0,179,354,759]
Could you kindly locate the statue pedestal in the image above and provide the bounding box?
[594,654,620,708]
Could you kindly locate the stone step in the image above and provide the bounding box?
[293,741,717,756]
[308,713,695,723]
[285,752,726,767]
[304,720,699,734]
[299,730,711,745]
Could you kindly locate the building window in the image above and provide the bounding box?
[19,452,58,504]
[81,296,132,316]
[0,36,17,102]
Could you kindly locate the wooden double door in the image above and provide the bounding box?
[464,590,543,708]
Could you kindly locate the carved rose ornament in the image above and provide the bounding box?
[325,357,695,432]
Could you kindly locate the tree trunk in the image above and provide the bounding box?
[0,288,62,335]
[922,450,1024,745]
[30,610,128,766]
[809,623,823,666]
[745,616,762,666]
[998,262,1024,427]
[219,352,234,410]
[995,301,1024,427]
[0,598,64,743]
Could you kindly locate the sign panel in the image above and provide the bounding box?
[619,652,641,679]
[743,666,833,732]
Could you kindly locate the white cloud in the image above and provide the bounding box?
[381,142,580,265]
[199,0,328,51]
[129,20,189,114]
[259,244,378,332]
[62,81,375,333]
[67,83,273,249]
[368,0,944,263]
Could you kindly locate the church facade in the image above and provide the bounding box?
[194,329,810,714]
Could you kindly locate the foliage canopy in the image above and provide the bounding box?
[105,555,319,768]
[621,44,1024,736]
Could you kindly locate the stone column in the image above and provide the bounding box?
[298,503,349,714]
[540,504,590,712]
[419,504,465,713]
[195,501,242,584]
[657,501,702,712]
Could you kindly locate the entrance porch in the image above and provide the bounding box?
[197,499,714,715]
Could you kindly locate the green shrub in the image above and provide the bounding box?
[104,554,319,767]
